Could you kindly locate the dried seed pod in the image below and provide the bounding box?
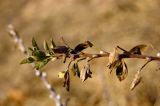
[130,71,141,90]
[116,60,128,81]
[80,63,92,82]
[108,48,120,73]
[63,71,70,91]
[71,62,80,77]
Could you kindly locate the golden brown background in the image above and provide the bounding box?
[0,0,160,106]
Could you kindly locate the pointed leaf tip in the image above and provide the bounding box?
[129,44,147,55]
[32,37,39,50]
[20,57,35,64]
[71,63,80,77]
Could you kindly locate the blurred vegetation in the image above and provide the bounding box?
[0,0,160,106]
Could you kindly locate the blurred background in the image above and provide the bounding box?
[0,0,160,106]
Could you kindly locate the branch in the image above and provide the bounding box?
[7,24,64,106]
[55,52,160,62]
[7,24,160,94]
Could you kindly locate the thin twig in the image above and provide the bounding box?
[71,52,160,62]
[139,59,152,72]
[7,24,160,100]
[7,24,64,106]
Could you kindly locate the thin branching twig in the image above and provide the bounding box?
[7,24,160,101]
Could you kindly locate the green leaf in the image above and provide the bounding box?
[20,57,35,64]
[43,40,53,55]
[32,50,46,61]
[28,47,33,51]
[71,63,80,77]
[51,38,56,48]
[58,71,66,78]
[32,37,39,50]
[34,59,49,69]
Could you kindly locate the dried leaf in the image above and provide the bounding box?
[63,71,70,91]
[130,71,141,90]
[108,48,120,72]
[116,60,128,81]
[123,60,128,79]
[71,41,93,54]
[53,46,69,54]
[80,63,92,82]
[71,63,80,77]
[108,48,118,64]
[20,57,35,64]
[129,44,147,55]
[58,71,66,78]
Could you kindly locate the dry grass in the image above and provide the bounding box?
[0,0,160,106]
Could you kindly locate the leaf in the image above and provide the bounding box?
[116,61,123,81]
[32,50,46,61]
[129,44,147,55]
[108,48,120,72]
[116,60,128,81]
[71,41,93,54]
[130,71,141,90]
[80,63,92,82]
[108,48,118,64]
[20,57,35,64]
[51,38,56,48]
[71,63,80,77]
[58,71,66,78]
[86,41,93,47]
[63,71,70,91]
[34,59,49,69]
[28,47,33,51]
[43,40,50,51]
[32,38,39,50]
[53,46,69,54]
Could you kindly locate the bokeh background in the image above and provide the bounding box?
[0,0,160,106]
